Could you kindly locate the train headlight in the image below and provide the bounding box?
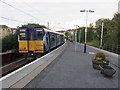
[20,48,23,50]
[36,48,42,50]
[20,47,26,50]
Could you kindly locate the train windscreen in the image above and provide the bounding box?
[37,32,43,40]
[19,29,26,40]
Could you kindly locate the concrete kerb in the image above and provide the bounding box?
[78,43,119,59]
[87,45,119,59]
[1,42,68,89]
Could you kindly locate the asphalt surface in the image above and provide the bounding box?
[25,42,119,88]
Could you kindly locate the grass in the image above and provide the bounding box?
[87,41,100,48]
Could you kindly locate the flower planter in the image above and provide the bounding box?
[92,52,110,70]
[92,60,102,70]
[100,65,116,77]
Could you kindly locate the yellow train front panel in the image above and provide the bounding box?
[34,41,44,53]
[19,41,28,53]
[19,41,44,53]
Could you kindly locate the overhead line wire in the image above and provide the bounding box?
[22,0,40,13]
[0,0,39,20]
[0,16,28,23]
[21,0,49,20]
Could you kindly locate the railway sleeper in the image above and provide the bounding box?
[25,52,36,60]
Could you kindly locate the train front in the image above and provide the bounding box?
[18,26,44,58]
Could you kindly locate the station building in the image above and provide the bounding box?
[0,25,16,39]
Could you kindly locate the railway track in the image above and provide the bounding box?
[0,57,36,77]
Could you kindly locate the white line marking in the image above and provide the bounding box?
[89,52,95,55]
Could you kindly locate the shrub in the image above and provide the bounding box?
[2,31,18,52]
[95,52,106,60]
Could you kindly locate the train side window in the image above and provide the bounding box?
[61,36,63,41]
[57,35,59,42]
[51,34,55,41]
[37,32,43,40]
[19,33,26,40]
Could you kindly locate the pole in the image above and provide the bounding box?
[100,22,104,48]
[48,22,49,29]
[84,11,88,53]
[79,29,81,43]
[80,9,94,53]
[75,25,77,52]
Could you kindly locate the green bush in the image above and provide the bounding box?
[95,52,106,60]
[2,31,18,52]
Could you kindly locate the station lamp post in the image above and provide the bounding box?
[80,9,94,53]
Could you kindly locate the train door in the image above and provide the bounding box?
[28,29,35,52]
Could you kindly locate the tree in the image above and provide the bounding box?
[65,32,70,40]
[21,23,47,28]
[109,13,120,53]
[93,13,120,54]
[95,18,112,47]
[2,31,18,52]
[76,27,85,43]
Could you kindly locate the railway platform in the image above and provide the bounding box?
[0,41,119,89]
[24,41,119,88]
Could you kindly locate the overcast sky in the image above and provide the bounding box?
[0,0,119,30]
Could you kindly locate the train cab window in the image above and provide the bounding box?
[37,32,43,40]
[19,33,26,40]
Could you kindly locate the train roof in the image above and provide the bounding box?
[43,28,64,35]
[19,26,64,35]
[19,26,42,29]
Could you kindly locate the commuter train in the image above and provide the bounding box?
[18,26,65,59]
